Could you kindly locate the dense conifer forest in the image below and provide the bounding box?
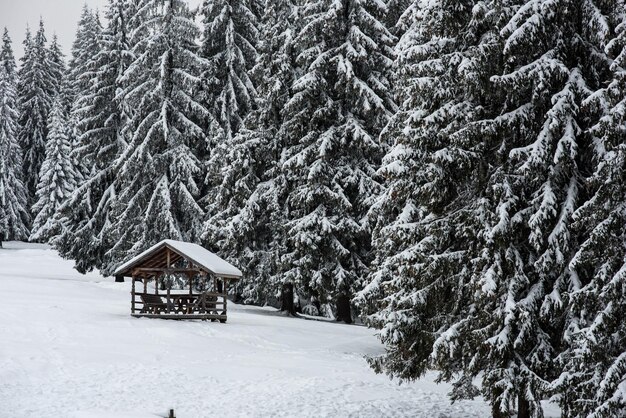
[0,0,625,416]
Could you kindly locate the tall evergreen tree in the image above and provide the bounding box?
[53,0,132,273]
[356,0,507,401]
[47,34,66,99]
[99,0,209,275]
[30,97,79,242]
[457,1,613,415]
[201,0,297,304]
[199,0,259,140]
[359,0,617,417]
[17,19,55,201]
[278,0,394,317]
[0,28,30,245]
[557,3,626,417]
[72,1,127,174]
[68,6,102,178]
[68,5,101,108]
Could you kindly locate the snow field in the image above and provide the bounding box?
[0,242,518,417]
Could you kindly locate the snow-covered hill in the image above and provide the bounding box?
[0,242,533,417]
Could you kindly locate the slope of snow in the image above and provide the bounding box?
[0,242,560,417]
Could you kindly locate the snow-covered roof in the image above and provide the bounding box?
[114,239,243,279]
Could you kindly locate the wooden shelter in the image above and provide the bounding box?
[114,240,242,322]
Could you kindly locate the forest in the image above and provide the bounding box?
[0,0,625,417]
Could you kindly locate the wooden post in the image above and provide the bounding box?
[221,278,227,323]
[131,276,136,314]
[189,272,193,295]
[143,276,147,294]
[155,273,159,295]
[169,409,175,418]
[167,282,171,314]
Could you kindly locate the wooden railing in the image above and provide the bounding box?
[131,292,228,321]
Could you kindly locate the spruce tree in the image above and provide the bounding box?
[202,0,296,304]
[199,0,259,139]
[47,35,66,99]
[53,0,131,273]
[68,6,102,178]
[30,97,79,242]
[356,0,508,395]
[557,3,626,417]
[459,1,614,415]
[100,0,209,275]
[280,0,394,317]
[73,0,128,173]
[68,5,101,109]
[17,20,55,201]
[0,28,30,244]
[359,1,623,417]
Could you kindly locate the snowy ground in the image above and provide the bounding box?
[0,242,560,418]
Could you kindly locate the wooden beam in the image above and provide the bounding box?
[131,276,136,314]
[132,267,204,274]
[166,282,171,314]
[222,277,227,318]
[131,313,227,320]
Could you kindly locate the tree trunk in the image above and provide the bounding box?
[115,275,124,283]
[517,394,530,418]
[0,239,3,248]
[280,282,296,316]
[336,293,352,324]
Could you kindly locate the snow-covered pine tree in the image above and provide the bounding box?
[73,0,128,174]
[68,5,101,109]
[460,1,615,415]
[355,0,509,403]
[53,0,132,273]
[30,96,79,242]
[68,5,102,178]
[0,28,30,245]
[100,0,209,275]
[17,19,55,202]
[279,0,394,318]
[202,0,297,304]
[47,35,66,100]
[199,0,259,140]
[557,3,626,417]
[359,1,620,416]
[412,1,614,416]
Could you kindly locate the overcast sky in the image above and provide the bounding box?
[0,0,202,62]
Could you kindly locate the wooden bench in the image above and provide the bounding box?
[139,293,167,314]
